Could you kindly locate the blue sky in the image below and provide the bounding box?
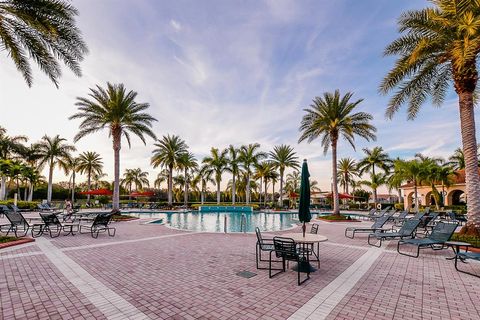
[0,0,477,192]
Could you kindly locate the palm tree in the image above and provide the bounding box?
[22,165,44,201]
[177,152,197,205]
[151,135,187,206]
[154,169,169,189]
[92,172,107,189]
[70,83,157,212]
[337,158,358,194]
[298,90,376,215]
[37,135,76,202]
[380,0,480,232]
[254,161,273,205]
[0,127,27,200]
[357,147,392,177]
[121,168,149,196]
[269,144,299,206]
[197,166,214,204]
[448,148,466,170]
[393,159,425,212]
[226,145,241,205]
[360,173,387,207]
[77,151,103,203]
[284,170,300,208]
[64,156,80,203]
[202,148,228,204]
[239,143,267,204]
[0,0,88,87]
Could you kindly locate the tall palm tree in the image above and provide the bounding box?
[37,135,76,202]
[121,168,149,195]
[226,145,241,205]
[337,157,358,194]
[202,148,228,204]
[77,151,103,203]
[177,152,197,205]
[269,144,300,206]
[380,0,480,231]
[0,0,88,87]
[151,135,187,206]
[299,90,376,215]
[393,159,425,212]
[239,143,267,204]
[22,165,44,201]
[70,83,157,212]
[254,161,271,205]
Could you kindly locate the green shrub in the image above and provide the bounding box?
[0,200,38,210]
[0,236,18,244]
[394,203,404,211]
[450,233,480,248]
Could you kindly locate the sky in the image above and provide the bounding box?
[1,0,478,193]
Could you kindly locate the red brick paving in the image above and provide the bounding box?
[1,215,479,319]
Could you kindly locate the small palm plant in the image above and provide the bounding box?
[70,83,157,212]
[299,90,376,215]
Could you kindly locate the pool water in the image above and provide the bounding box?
[126,211,303,232]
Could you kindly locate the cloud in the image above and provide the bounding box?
[170,19,182,31]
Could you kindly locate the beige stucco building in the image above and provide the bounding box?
[400,169,467,210]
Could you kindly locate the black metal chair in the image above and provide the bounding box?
[39,213,78,237]
[345,215,390,239]
[269,236,310,285]
[368,219,421,247]
[454,244,480,278]
[255,227,274,269]
[79,213,116,238]
[4,211,44,237]
[397,222,458,258]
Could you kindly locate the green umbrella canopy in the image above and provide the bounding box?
[298,159,311,224]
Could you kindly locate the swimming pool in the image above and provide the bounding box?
[126,211,303,232]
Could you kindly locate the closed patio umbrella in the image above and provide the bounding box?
[299,159,312,237]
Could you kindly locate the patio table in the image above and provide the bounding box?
[282,233,328,272]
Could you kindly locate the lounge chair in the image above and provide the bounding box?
[79,213,116,238]
[392,211,409,226]
[39,213,78,237]
[9,204,30,212]
[418,212,439,236]
[269,236,310,285]
[369,206,391,220]
[453,243,480,278]
[368,219,421,247]
[3,211,44,237]
[345,215,390,239]
[447,211,467,226]
[397,222,458,258]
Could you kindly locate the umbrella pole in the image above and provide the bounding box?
[302,221,306,237]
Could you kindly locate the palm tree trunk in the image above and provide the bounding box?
[232,174,236,205]
[201,182,205,205]
[112,131,121,212]
[414,182,419,213]
[345,174,349,194]
[216,178,221,204]
[28,183,33,202]
[87,168,92,203]
[456,91,480,233]
[184,168,188,206]
[279,170,284,206]
[246,174,250,204]
[258,177,262,204]
[47,159,54,202]
[264,179,267,206]
[373,188,378,208]
[23,180,28,200]
[0,176,5,200]
[168,165,173,206]
[332,139,340,215]
[71,172,76,203]
[272,181,276,205]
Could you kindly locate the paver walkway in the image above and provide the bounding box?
[1,212,479,320]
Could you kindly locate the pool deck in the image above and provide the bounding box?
[1,212,479,320]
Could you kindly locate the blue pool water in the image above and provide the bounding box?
[126,211,303,232]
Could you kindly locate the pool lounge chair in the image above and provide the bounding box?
[397,222,458,258]
[269,236,310,285]
[392,211,409,226]
[454,244,480,278]
[368,219,421,247]
[79,213,116,238]
[369,206,391,220]
[345,215,391,239]
[39,213,78,237]
[447,211,467,226]
[4,211,44,237]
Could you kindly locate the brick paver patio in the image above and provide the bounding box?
[1,212,479,319]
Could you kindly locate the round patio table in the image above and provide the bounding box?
[282,233,328,272]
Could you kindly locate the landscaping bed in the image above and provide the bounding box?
[113,214,139,222]
[450,233,480,252]
[317,214,360,222]
[0,236,35,249]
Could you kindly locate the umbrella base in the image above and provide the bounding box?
[292,259,317,273]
